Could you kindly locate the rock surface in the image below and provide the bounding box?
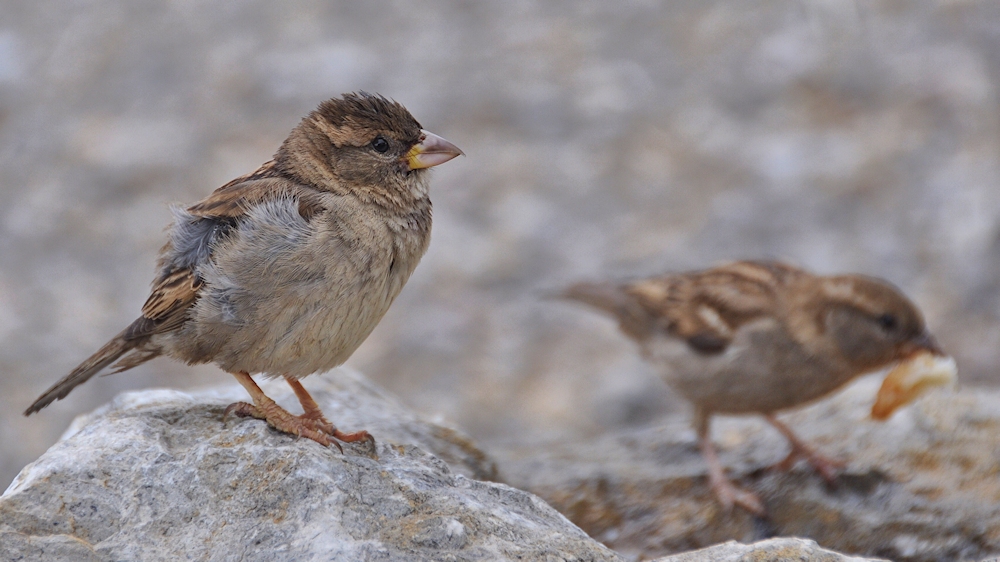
[0,370,619,561]
[497,375,1000,562]
[1,370,918,561]
[653,538,885,562]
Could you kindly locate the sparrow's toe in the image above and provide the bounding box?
[224,401,264,420]
[225,398,338,450]
[298,410,336,436]
[713,481,767,517]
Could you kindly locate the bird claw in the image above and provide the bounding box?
[299,410,336,435]
[298,410,376,455]
[223,400,379,455]
[224,401,263,420]
[771,447,844,484]
[223,400,336,449]
[332,429,378,460]
[710,477,766,516]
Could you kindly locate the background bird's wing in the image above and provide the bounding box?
[625,260,799,354]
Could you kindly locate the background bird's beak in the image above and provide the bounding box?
[406,130,464,170]
[902,331,945,357]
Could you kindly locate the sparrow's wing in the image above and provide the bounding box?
[124,161,326,342]
[187,161,327,221]
[626,261,800,354]
[123,268,204,340]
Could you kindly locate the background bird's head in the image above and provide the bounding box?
[818,275,942,373]
[275,92,462,208]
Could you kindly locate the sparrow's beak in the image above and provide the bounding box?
[405,130,464,170]
[902,331,945,357]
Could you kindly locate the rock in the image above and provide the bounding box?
[651,538,886,562]
[0,369,621,561]
[496,375,1000,562]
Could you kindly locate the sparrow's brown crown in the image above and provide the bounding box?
[274,92,461,209]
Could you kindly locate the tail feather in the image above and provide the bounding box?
[561,282,654,340]
[24,329,143,415]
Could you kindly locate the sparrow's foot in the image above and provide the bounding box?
[285,376,377,456]
[772,448,844,484]
[224,398,337,450]
[709,473,767,516]
[765,414,843,484]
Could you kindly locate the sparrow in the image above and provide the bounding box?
[562,260,945,515]
[25,92,463,451]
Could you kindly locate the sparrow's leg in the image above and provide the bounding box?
[224,371,337,449]
[696,410,766,516]
[764,413,843,483]
[285,377,375,448]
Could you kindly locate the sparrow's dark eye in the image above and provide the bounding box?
[876,313,898,331]
[371,136,390,153]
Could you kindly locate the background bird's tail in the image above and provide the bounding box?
[560,282,653,340]
[24,329,144,415]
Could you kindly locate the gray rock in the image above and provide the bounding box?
[651,538,886,562]
[0,370,620,562]
[497,375,1000,562]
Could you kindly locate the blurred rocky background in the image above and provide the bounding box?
[2,0,1000,512]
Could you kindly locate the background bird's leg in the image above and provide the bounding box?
[285,377,375,447]
[696,409,766,516]
[764,413,842,483]
[224,371,334,448]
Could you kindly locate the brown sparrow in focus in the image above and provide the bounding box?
[563,260,945,515]
[25,92,463,451]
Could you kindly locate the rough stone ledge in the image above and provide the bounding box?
[496,374,1000,562]
[0,369,912,561]
[0,369,616,561]
[651,537,887,561]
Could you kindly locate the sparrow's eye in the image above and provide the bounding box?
[371,136,390,153]
[876,313,898,331]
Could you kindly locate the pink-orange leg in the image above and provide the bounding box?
[285,377,374,448]
[696,411,766,516]
[765,413,843,483]
[224,371,374,453]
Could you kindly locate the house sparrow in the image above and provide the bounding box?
[25,92,463,451]
[562,260,945,515]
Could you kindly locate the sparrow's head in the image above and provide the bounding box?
[819,275,942,372]
[276,92,462,205]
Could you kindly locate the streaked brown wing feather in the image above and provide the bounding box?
[124,268,203,340]
[187,161,280,218]
[188,161,326,221]
[625,260,802,353]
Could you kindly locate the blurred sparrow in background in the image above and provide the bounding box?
[26,92,463,452]
[563,260,946,515]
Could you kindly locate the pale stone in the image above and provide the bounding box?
[498,375,1000,561]
[0,370,618,562]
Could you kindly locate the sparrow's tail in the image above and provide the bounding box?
[24,327,150,415]
[560,282,653,340]
[561,281,631,313]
